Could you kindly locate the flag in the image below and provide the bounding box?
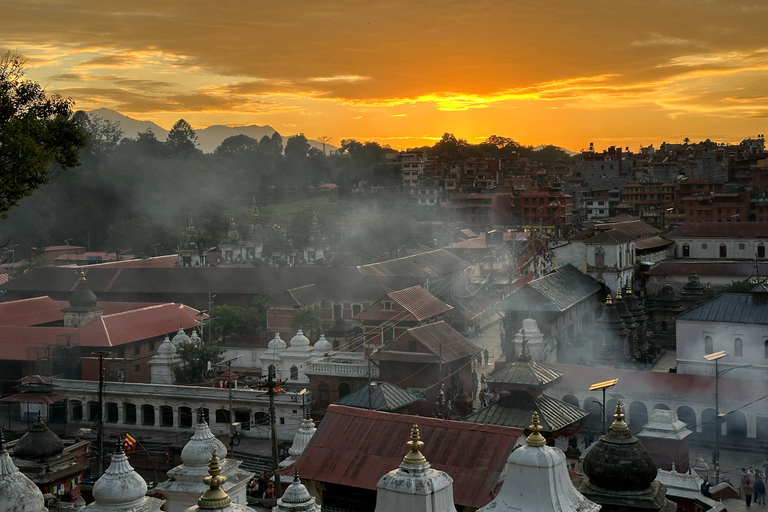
[165,447,171,466]
[124,433,137,452]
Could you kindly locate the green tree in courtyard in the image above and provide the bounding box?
[290,303,323,339]
[174,336,224,384]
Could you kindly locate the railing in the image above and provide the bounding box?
[306,354,378,378]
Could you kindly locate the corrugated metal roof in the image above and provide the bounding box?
[287,284,325,307]
[647,261,768,277]
[635,236,674,250]
[463,393,587,433]
[487,359,564,387]
[676,293,768,325]
[335,382,420,411]
[357,249,470,278]
[286,404,523,509]
[373,321,480,363]
[495,264,601,312]
[388,286,453,321]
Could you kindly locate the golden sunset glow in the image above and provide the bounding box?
[5,0,768,150]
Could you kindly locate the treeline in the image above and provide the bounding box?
[0,114,570,265]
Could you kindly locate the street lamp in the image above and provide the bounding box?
[704,350,752,484]
[589,378,619,434]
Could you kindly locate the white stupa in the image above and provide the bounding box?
[183,452,255,512]
[374,424,454,512]
[273,470,320,512]
[514,315,547,361]
[280,330,314,384]
[260,333,287,379]
[150,335,181,384]
[0,432,47,512]
[311,334,332,357]
[279,415,317,469]
[156,415,253,512]
[478,412,600,512]
[172,327,191,346]
[87,439,164,512]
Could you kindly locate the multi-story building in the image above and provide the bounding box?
[400,151,427,191]
[447,193,514,227]
[622,182,675,227]
[518,185,573,240]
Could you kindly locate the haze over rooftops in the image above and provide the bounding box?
[667,222,768,238]
[357,249,470,277]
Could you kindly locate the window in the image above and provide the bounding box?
[705,336,714,354]
[134,364,141,373]
[333,304,342,319]
[682,243,690,257]
[383,301,393,311]
[759,243,765,258]
[352,304,362,317]
[739,243,746,250]
[661,320,667,333]
[594,247,605,267]
[409,340,417,352]
[764,340,768,359]
[734,338,743,357]
[702,243,707,249]
[720,244,727,258]
[383,327,394,342]
[290,365,298,380]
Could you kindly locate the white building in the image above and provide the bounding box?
[676,284,768,381]
[667,222,768,260]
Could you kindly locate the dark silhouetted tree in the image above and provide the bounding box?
[166,119,199,155]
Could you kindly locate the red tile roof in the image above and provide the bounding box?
[374,321,480,363]
[0,296,165,327]
[287,405,523,509]
[0,326,78,360]
[667,222,768,238]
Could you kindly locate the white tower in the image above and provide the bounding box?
[0,432,47,512]
[157,415,253,512]
[260,333,287,380]
[374,424,454,512]
[150,335,180,384]
[87,439,164,512]
[478,412,600,512]
[514,315,547,361]
[279,415,317,468]
[274,470,321,512]
[280,330,314,384]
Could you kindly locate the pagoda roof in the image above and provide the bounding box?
[463,393,587,435]
[486,352,564,389]
[335,382,419,412]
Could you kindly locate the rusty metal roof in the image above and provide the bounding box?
[676,293,768,325]
[334,382,419,411]
[486,359,564,388]
[357,249,470,278]
[495,264,601,313]
[0,296,163,327]
[667,222,768,238]
[287,404,523,509]
[387,286,453,321]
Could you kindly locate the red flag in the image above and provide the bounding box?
[124,433,137,452]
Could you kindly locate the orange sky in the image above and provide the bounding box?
[4,1,768,151]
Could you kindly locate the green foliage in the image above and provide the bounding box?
[105,216,180,257]
[166,119,200,155]
[290,303,323,338]
[0,52,88,216]
[210,304,263,340]
[214,134,259,157]
[173,337,224,384]
[74,111,123,157]
[703,279,759,300]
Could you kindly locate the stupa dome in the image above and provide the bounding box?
[172,327,191,345]
[268,333,287,351]
[0,433,45,512]
[13,414,64,460]
[180,416,228,467]
[92,442,148,507]
[290,329,310,348]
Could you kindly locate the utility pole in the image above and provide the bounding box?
[213,355,241,457]
[267,365,282,496]
[92,350,110,477]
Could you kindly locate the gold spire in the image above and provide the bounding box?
[605,294,613,305]
[401,424,427,466]
[610,402,629,431]
[252,198,260,218]
[526,412,547,447]
[197,451,231,509]
[615,289,623,300]
[625,283,633,295]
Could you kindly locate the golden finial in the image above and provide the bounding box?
[605,294,613,305]
[252,198,260,218]
[312,212,320,228]
[616,289,623,300]
[610,402,628,431]
[197,451,231,509]
[401,424,427,466]
[526,412,547,447]
[625,283,633,295]
[78,270,86,281]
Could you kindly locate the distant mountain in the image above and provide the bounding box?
[88,108,169,140]
[531,144,578,156]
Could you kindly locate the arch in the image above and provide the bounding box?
[338,382,352,399]
[318,382,330,410]
[719,244,727,258]
[629,401,649,432]
[88,401,99,421]
[759,242,766,259]
[677,406,696,431]
[594,247,605,267]
[705,336,714,355]
[562,395,579,408]
[290,365,299,381]
[734,338,743,357]
[124,403,137,424]
[701,408,717,438]
[235,410,251,430]
[215,408,230,424]
[141,404,155,426]
[179,406,193,428]
[727,411,747,437]
[653,403,670,411]
[160,406,174,427]
[71,400,83,421]
[254,411,268,427]
[106,402,119,423]
[682,243,690,257]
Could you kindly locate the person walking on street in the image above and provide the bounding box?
[484,348,489,365]
[754,473,766,505]
[745,479,754,508]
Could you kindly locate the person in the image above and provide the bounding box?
[745,479,754,508]
[484,348,490,365]
[583,429,594,448]
[471,371,478,399]
[701,478,712,498]
[265,482,275,499]
[754,473,766,506]
[248,478,258,497]
[742,468,750,498]
[467,326,472,338]
[279,446,288,459]
[568,436,578,450]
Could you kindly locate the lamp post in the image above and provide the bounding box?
[704,350,752,484]
[91,350,111,477]
[589,378,619,434]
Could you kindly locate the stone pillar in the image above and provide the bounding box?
[138,404,145,426]
[153,405,161,428]
[116,403,124,425]
[747,414,757,439]
[172,408,179,428]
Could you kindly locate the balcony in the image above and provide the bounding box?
[306,352,379,378]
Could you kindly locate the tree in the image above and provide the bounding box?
[0,52,87,216]
[173,336,224,384]
[209,304,261,340]
[214,134,259,157]
[166,118,199,155]
[290,303,323,339]
[73,111,123,157]
[284,134,311,160]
